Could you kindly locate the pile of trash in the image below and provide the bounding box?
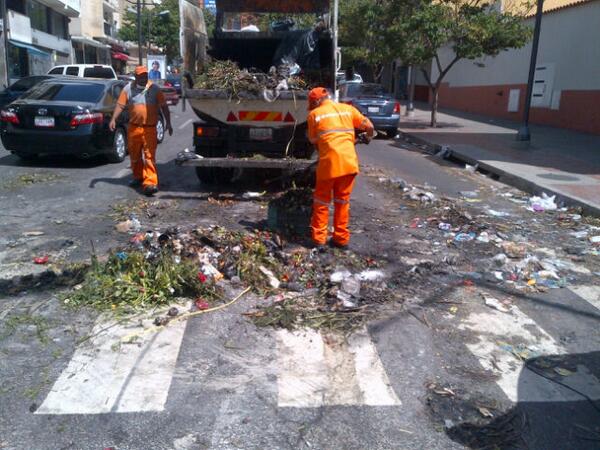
[267,187,313,236]
[194,60,309,99]
[64,224,399,332]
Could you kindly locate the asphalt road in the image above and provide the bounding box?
[1,109,599,450]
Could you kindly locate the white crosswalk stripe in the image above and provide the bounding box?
[36,306,189,415]
[276,327,400,407]
[570,285,600,310]
[458,296,600,402]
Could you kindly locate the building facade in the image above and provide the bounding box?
[415,0,600,135]
[69,0,130,74]
[1,0,80,83]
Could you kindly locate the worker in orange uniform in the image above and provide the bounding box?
[109,66,173,196]
[307,87,374,249]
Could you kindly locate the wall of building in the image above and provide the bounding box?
[428,0,600,134]
[69,0,103,38]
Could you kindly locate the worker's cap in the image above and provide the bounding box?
[308,87,329,110]
[134,66,148,76]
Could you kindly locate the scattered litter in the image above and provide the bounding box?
[476,232,490,243]
[501,242,527,259]
[454,232,476,242]
[486,209,510,217]
[493,254,508,267]
[115,218,141,234]
[23,231,45,237]
[259,266,281,289]
[33,255,49,265]
[243,191,266,199]
[465,164,478,173]
[153,316,169,326]
[570,231,588,239]
[554,367,575,377]
[498,341,540,360]
[590,236,600,244]
[477,407,494,418]
[438,222,452,231]
[195,299,210,310]
[357,269,386,281]
[482,294,511,313]
[167,307,179,317]
[528,193,558,212]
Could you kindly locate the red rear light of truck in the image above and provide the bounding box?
[70,112,103,127]
[196,126,219,137]
[393,102,400,114]
[0,110,19,124]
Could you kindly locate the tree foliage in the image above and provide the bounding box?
[339,0,532,126]
[119,0,180,64]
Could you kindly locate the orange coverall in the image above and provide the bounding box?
[307,99,373,246]
[117,82,166,188]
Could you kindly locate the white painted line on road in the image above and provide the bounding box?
[456,300,600,402]
[36,306,189,415]
[114,168,130,178]
[276,327,400,407]
[349,331,401,406]
[570,285,600,311]
[178,118,193,130]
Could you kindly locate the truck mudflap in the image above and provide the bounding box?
[175,154,316,170]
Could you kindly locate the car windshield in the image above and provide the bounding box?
[21,83,105,103]
[83,67,114,79]
[347,84,387,97]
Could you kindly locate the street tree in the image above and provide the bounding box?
[119,0,180,64]
[339,0,393,81]
[388,0,532,126]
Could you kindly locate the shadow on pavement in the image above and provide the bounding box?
[0,152,110,169]
[448,351,600,450]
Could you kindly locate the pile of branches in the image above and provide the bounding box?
[194,60,308,99]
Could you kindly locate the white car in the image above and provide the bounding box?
[47,64,117,79]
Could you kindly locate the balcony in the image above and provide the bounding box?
[36,0,81,17]
[103,0,119,12]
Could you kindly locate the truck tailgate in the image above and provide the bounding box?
[185,89,309,126]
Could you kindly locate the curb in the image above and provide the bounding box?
[0,263,89,297]
[400,131,600,217]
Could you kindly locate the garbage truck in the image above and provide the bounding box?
[178,0,339,184]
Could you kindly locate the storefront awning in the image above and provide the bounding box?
[71,36,110,49]
[9,40,51,56]
[111,52,129,61]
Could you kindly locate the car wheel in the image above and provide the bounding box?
[385,128,398,138]
[156,117,165,144]
[107,127,127,163]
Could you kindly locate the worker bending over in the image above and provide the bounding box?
[307,87,374,249]
[109,65,173,196]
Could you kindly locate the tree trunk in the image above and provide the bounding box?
[430,86,439,128]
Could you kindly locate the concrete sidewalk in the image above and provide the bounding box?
[398,106,600,215]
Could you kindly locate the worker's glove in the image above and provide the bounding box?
[357,132,372,145]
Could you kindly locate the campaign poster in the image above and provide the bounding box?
[147,55,166,81]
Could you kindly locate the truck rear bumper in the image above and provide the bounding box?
[176,156,316,170]
[193,121,313,159]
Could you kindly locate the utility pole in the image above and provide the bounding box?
[406,65,415,117]
[332,0,339,100]
[1,0,10,86]
[137,0,142,66]
[516,0,544,142]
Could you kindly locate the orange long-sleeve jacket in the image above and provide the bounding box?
[307,99,372,180]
